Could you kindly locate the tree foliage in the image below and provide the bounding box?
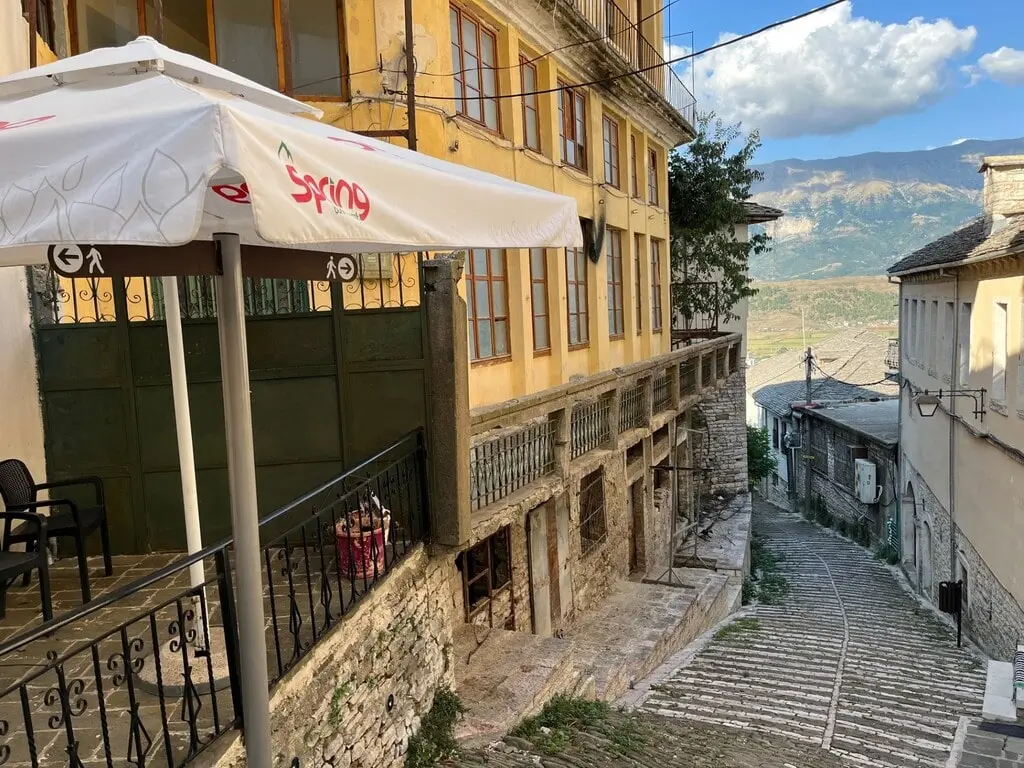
[669,113,772,323]
[746,425,777,489]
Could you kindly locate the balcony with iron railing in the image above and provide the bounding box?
[570,0,697,129]
[671,281,722,348]
[467,333,741,515]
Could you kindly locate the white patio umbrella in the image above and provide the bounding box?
[0,36,582,767]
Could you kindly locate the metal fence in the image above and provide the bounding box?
[652,374,669,413]
[570,0,696,126]
[619,384,646,433]
[0,431,428,768]
[701,355,713,388]
[680,359,697,395]
[470,420,557,511]
[571,397,611,459]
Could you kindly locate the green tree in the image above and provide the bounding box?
[669,114,771,323]
[746,425,777,489]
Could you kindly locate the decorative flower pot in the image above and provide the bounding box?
[335,509,391,580]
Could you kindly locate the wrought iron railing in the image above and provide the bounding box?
[469,419,557,511]
[619,384,646,433]
[652,373,669,413]
[0,431,428,767]
[680,359,697,395]
[571,397,611,459]
[569,0,696,126]
[671,281,720,347]
[701,354,713,388]
[716,348,728,380]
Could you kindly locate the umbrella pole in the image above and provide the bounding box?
[214,233,272,766]
[162,276,209,650]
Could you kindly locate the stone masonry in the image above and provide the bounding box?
[903,457,1024,660]
[700,365,749,497]
[213,546,455,768]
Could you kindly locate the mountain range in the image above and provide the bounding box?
[749,137,1024,281]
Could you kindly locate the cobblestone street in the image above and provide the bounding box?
[638,499,988,768]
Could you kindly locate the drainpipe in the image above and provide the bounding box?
[947,270,959,588]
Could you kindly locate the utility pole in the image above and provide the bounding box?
[803,346,813,518]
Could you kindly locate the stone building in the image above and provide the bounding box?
[0,2,759,768]
[889,154,1024,660]
[749,329,899,509]
[789,400,899,545]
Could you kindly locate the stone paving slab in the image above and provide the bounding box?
[630,498,987,768]
[959,720,1024,767]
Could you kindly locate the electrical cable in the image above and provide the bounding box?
[811,360,894,389]
[293,0,684,94]
[405,0,847,102]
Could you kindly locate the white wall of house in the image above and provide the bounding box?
[0,1,47,483]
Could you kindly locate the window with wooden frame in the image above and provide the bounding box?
[566,243,590,347]
[70,0,348,97]
[530,248,550,352]
[520,56,541,151]
[457,527,512,626]
[559,81,587,171]
[650,239,663,332]
[647,146,660,205]
[630,134,641,198]
[579,468,607,556]
[26,0,56,49]
[602,116,620,188]
[772,418,779,449]
[451,4,500,130]
[606,229,624,337]
[467,248,509,361]
[634,234,643,334]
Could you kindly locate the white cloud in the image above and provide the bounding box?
[664,41,691,76]
[950,137,974,145]
[688,4,976,139]
[976,47,1024,85]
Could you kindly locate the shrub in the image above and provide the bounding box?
[747,426,777,489]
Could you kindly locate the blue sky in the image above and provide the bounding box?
[663,0,1024,163]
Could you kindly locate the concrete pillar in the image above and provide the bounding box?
[422,257,471,548]
[642,375,654,427]
[506,248,531,396]
[668,362,681,410]
[553,407,572,476]
[606,388,621,448]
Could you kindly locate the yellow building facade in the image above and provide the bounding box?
[60,0,695,408]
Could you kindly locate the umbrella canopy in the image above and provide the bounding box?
[0,37,582,261]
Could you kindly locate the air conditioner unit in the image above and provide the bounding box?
[855,459,879,504]
[782,431,802,450]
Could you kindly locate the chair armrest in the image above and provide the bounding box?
[37,475,104,505]
[0,511,48,540]
[13,499,80,527]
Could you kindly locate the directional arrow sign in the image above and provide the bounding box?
[47,244,85,276]
[336,254,358,283]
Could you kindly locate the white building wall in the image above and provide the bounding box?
[0,2,47,483]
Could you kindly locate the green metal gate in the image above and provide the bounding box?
[30,264,428,555]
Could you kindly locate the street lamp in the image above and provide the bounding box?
[912,388,987,421]
[914,392,941,418]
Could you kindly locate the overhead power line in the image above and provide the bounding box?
[811,360,894,389]
[296,0,683,94]
[402,0,848,103]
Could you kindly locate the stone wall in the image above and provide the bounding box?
[214,546,455,768]
[699,366,748,496]
[982,157,1024,217]
[903,457,1024,660]
[792,417,898,543]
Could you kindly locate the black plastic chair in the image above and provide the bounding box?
[0,512,52,622]
[0,459,112,604]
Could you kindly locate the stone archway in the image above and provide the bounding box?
[920,520,933,595]
[902,482,918,569]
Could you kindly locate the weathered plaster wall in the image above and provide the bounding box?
[902,456,1024,660]
[214,547,455,768]
[0,1,47,485]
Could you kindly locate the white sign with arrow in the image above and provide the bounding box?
[48,244,105,276]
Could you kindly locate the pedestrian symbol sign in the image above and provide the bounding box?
[48,244,105,277]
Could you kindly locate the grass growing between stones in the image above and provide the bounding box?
[714,616,762,641]
[743,535,790,606]
[405,686,466,768]
[510,696,645,757]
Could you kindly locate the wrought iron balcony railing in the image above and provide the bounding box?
[0,431,428,768]
[671,281,721,348]
[571,0,697,127]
